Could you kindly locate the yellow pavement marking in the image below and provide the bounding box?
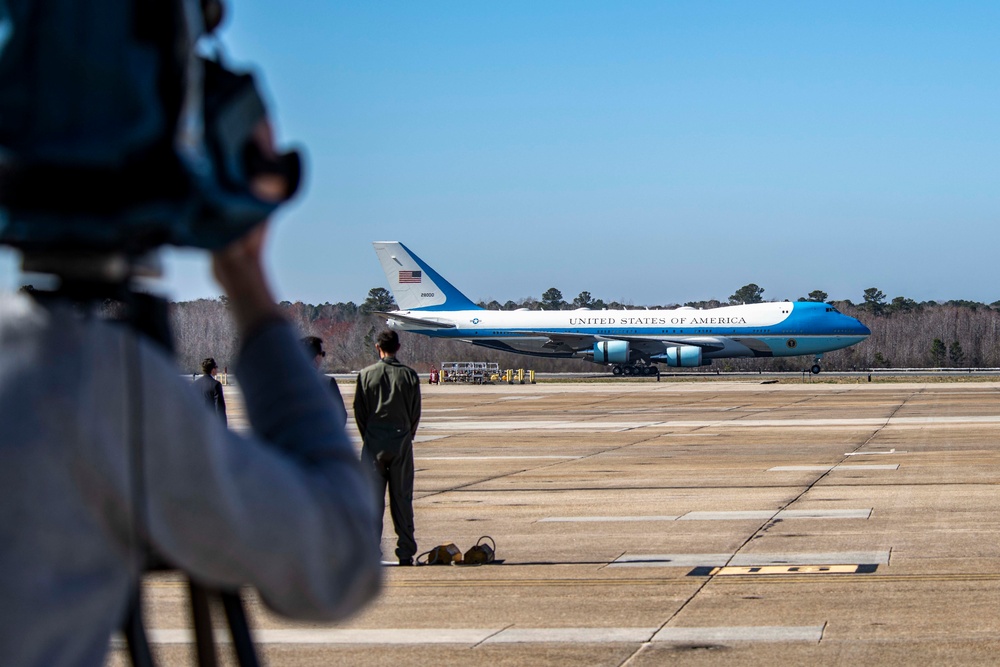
[707,564,866,575]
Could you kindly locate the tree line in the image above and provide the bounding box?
[168,283,1000,374]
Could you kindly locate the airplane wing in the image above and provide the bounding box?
[377,312,457,329]
[509,331,599,353]
[509,332,727,354]
[639,336,727,352]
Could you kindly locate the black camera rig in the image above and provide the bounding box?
[1,0,299,663]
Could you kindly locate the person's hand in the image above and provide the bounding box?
[211,222,283,333]
[247,119,296,202]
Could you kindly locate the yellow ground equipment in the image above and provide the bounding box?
[502,369,536,384]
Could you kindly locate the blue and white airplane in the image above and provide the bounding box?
[373,241,871,375]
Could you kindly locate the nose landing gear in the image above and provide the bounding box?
[810,355,824,375]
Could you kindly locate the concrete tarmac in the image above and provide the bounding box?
[109,380,1000,666]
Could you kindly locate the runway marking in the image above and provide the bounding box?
[609,553,735,567]
[484,627,658,643]
[677,511,783,521]
[542,509,872,523]
[377,571,1000,588]
[539,515,680,522]
[419,415,1000,431]
[651,625,823,643]
[498,396,545,401]
[775,508,872,519]
[692,564,878,576]
[768,465,899,471]
[419,455,582,461]
[147,569,1000,594]
[845,449,906,456]
[420,420,663,431]
[611,551,889,568]
[113,625,822,646]
[128,628,498,645]
[679,509,871,520]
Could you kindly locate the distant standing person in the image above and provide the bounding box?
[302,335,347,426]
[353,330,421,565]
[194,357,227,426]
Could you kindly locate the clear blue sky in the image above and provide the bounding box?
[3,2,998,305]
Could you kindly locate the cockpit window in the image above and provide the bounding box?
[825,307,840,313]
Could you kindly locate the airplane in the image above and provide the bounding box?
[372,241,871,375]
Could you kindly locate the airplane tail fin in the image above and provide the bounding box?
[372,242,482,311]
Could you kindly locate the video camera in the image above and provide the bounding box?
[0,4,298,664]
[0,0,301,258]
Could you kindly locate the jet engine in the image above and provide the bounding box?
[657,345,704,367]
[593,340,630,364]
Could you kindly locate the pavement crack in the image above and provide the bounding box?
[472,624,512,648]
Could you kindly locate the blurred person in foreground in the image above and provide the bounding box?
[0,222,383,665]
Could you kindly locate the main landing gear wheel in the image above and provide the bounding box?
[811,364,822,375]
[612,364,658,377]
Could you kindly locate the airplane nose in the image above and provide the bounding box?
[855,319,871,337]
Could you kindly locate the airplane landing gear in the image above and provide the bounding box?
[612,364,659,377]
[810,354,823,375]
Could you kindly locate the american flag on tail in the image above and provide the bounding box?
[398,270,422,284]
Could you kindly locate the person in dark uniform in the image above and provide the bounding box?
[301,335,347,426]
[194,357,227,426]
[353,330,421,565]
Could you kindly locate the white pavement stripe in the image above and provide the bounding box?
[542,509,872,523]
[679,510,774,521]
[419,415,1000,431]
[132,628,500,645]
[420,421,662,431]
[610,554,735,567]
[779,509,872,519]
[652,626,824,643]
[114,626,819,646]
[610,551,889,567]
[768,465,899,471]
[680,509,871,521]
[728,551,890,566]
[419,456,582,461]
[484,628,659,643]
[539,515,680,522]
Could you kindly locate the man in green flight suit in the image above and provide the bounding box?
[353,330,422,565]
